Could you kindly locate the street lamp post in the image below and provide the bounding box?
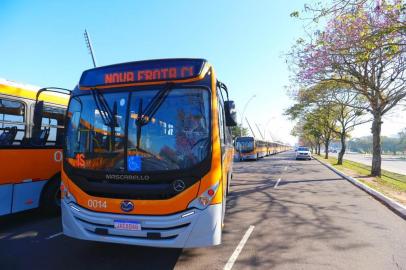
[263,116,276,141]
[240,94,256,137]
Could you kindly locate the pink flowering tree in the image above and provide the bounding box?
[289,0,405,176]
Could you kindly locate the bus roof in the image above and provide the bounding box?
[235,136,289,146]
[0,78,69,106]
[78,58,211,90]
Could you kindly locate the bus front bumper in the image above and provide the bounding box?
[61,200,222,248]
[240,154,257,160]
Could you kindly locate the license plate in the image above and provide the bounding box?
[114,220,141,231]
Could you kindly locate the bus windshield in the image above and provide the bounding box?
[65,87,210,172]
[235,138,254,153]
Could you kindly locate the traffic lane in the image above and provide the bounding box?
[0,154,286,270]
[175,153,287,270]
[232,152,406,270]
[0,211,182,269]
[0,209,61,241]
[8,151,405,270]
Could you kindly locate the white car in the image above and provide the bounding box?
[296,147,312,160]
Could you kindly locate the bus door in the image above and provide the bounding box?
[216,82,236,198]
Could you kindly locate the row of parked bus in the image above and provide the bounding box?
[234,136,290,161]
[0,58,239,248]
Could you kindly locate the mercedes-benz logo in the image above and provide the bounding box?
[173,180,186,192]
[120,200,134,212]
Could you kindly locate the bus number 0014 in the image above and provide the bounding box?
[87,200,107,209]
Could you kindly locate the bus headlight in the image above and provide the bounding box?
[188,181,220,210]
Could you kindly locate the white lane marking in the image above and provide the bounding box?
[274,178,281,189]
[284,166,288,171]
[224,225,255,270]
[46,232,63,240]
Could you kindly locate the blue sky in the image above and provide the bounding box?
[1,1,401,144]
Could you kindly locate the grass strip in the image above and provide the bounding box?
[316,155,406,192]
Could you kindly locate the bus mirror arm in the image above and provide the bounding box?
[224,100,237,127]
[32,100,44,141]
[32,87,71,143]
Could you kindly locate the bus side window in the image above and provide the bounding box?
[217,89,226,146]
[0,98,26,146]
[41,106,66,147]
[217,85,232,147]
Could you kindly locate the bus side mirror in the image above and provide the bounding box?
[32,100,44,138]
[224,100,237,126]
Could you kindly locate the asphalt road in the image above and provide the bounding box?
[331,152,406,175]
[1,151,406,270]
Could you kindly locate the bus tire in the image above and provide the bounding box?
[40,174,61,215]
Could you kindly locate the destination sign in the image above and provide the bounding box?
[79,58,206,88]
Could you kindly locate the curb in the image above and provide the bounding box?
[314,157,406,220]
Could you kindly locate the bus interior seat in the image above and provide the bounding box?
[0,126,18,146]
[38,128,50,145]
[30,128,50,146]
[21,137,31,146]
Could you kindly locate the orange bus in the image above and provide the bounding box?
[235,136,267,160]
[235,136,290,160]
[0,79,69,216]
[60,59,237,248]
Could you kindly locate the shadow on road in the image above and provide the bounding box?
[2,151,402,269]
[222,151,390,269]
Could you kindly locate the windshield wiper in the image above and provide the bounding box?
[135,83,174,149]
[91,89,116,127]
[137,83,174,126]
[91,89,119,151]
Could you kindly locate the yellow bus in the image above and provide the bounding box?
[235,136,267,160]
[0,79,69,216]
[61,59,237,248]
[235,136,290,160]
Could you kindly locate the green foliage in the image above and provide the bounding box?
[290,11,300,17]
[349,134,406,154]
[288,0,405,176]
[230,124,249,138]
[286,80,367,152]
[319,155,406,192]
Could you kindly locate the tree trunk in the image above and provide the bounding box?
[324,140,329,159]
[337,132,346,165]
[317,143,321,155]
[371,113,382,176]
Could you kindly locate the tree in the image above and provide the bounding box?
[316,106,339,159]
[287,80,368,163]
[230,124,249,139]
[348,136,372,153]
[287,104,338,159]
[398,128,406,153]
[292,0,405,40]
[292,119,322,154]
[289,1,406,176]
[308,81,370,164]
[381,136,403,154]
